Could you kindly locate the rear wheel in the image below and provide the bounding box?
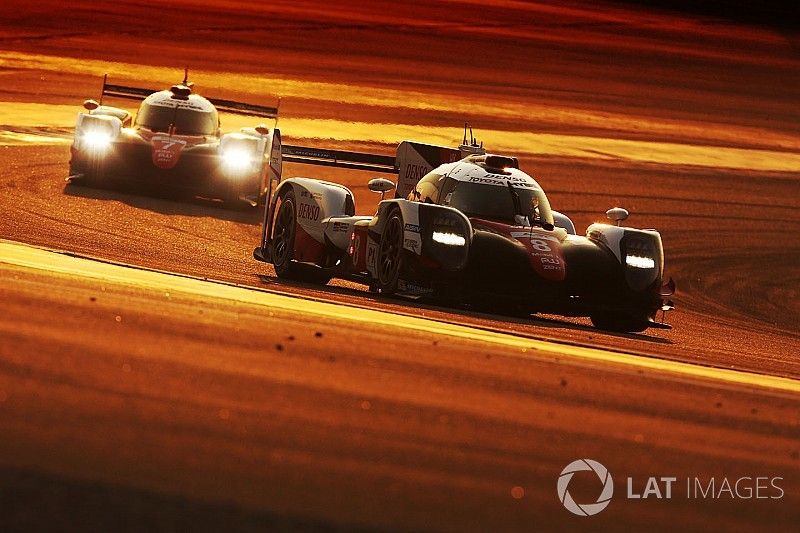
[590,311,649,333]
[375,208,404,294]
[272,189,331,284]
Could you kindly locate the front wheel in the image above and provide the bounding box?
[590,311,649,333]
[375,208,405,294]
[271,189,331,284]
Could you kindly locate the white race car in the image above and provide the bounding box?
[68,72,282,207]
[254,131,675,332]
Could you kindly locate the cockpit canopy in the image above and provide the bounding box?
[409,157,554,226]
[134,91,219,136]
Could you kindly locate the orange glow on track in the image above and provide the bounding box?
[2,240,800,394]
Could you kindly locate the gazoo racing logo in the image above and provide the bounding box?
[557,459,614,516]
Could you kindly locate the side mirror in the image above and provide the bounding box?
[606,207,629,226]
[368,178,395,201]
[83,99,100,111]
[255,124,270,135]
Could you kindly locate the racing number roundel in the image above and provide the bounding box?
[530,238,551,252]
[476,220,567,282]
[151,136,187,169]
[525,234,565,281]
[507,230,565,281]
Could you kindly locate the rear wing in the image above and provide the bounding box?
[282,145,396,174]
[394,141,462,198]
[98,74,280,119]
[279,140,475,197]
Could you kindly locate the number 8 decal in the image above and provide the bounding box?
[530,238,550,252]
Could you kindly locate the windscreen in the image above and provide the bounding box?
[136,103,217,135]
[443,179,554,226]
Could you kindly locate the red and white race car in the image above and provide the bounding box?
[68,73,282,207]
[254,132,675,332]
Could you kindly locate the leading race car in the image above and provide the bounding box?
[253,134,675,333]
[67,72,282,207]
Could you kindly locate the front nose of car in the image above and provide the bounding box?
[462,230,532,289]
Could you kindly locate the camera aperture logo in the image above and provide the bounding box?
[557,458,785,517]
[557,459,614,516]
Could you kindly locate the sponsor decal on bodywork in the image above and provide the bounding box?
[366,239,378,276]
[474,219,566,281]
[300,189,323,201]
[397,279,434,296]
[146,93,214,112]
[514,230,566,280]
[297,202,321,221]
[351,232,363,269]
[467,175,535,187]
[151,136,187,169]
[404,238,420,253]
[399,202,423,255]
[395,142,461,198]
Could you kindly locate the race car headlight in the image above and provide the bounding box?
[82,128,113,151]
[222,148,254,173]
[621,230,663,292]
[625,254,655,269]
[418,206,472,271]
[432,231,466,246]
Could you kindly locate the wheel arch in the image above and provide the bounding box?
[370,199,472,272]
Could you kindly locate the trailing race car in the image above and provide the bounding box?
[254,134,675,333]
[67,72,282,207]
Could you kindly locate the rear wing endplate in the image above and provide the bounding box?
[99,74,280,118]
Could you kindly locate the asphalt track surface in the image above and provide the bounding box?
[0,0,799,531]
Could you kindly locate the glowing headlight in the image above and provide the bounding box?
[626,254,655,269]
[222,148,254,173]
[82,129,113,151]
[432,231,466,246]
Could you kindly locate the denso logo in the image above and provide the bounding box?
[404,164,429,182]
[297,202,320,221]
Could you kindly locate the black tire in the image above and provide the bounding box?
[271,189,331,284]
[590,311,649,333]
[375,208,405,294]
